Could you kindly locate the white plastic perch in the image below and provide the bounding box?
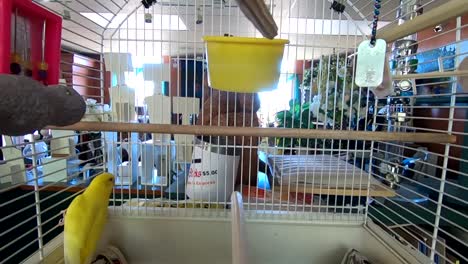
[231,191,248,264]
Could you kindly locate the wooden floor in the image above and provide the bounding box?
[276,182,395,197]
[19,181,165,197]
[17,179,395,201]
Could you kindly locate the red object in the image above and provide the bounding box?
[0,0,62,85]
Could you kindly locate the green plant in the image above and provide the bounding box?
[275,53,371,153]
[302,53,366,130]
[275,99,315,149]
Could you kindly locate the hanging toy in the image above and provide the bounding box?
[144,12,152,23]
[355,0,386,87]
[330,0,346,14]
[22,16,33,77]
[10,9,22,75]
[38,20,48,84]
[141,0,157,9]
[0,74,86,136]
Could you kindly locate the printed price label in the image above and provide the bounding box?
[188,168,218,177]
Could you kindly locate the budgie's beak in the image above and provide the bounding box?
[109,176,115,187]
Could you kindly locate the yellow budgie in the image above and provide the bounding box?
[63,172,115,264]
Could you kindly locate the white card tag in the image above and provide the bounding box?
[355,39,387,87]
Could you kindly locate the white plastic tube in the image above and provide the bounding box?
[231,191,248,264]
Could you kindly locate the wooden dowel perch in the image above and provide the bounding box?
[377,0,468,43]
[235,0,278,39]
[49,122,457,144]
[393,70,468,81]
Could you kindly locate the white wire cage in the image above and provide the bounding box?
[1,0,468,263]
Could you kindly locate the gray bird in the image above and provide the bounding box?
[0,74,86,136]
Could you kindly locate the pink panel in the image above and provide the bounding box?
[45,16,62,85]
[0,0,12,74]
[0,0,62,85]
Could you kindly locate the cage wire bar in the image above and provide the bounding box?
[1,0,110,262]
[0,0,467,263]
[366,2,468,262]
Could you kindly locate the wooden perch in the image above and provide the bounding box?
[235,0,278,39]
[377,0,468,43]
[393,70,468,81]
[49,122,457,144]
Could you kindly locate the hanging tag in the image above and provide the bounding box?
[355,39,387,87]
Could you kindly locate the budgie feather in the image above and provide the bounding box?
[63,173,115,264]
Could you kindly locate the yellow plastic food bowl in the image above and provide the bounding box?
[203,36,289,93]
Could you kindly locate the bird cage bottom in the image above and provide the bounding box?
[23,208,428,264]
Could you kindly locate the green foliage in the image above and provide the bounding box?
[275,52,374,153]
[275,99,315,148]
[302,68,312,89]
[302,53,365,130]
